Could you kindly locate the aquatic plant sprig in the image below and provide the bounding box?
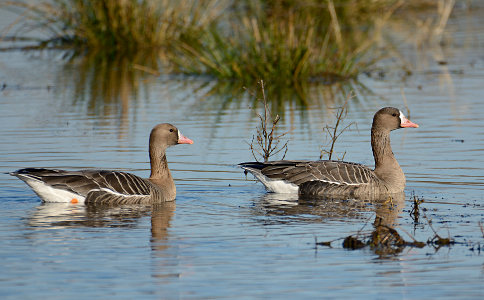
[247,80,290,162]
[319,94,356,160]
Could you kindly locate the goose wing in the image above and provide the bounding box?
[241,160,376,186]
[12,168,152,204]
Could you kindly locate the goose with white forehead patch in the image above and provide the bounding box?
[240,107,419,199]
[11,123,193,205]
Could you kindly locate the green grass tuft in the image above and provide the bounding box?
[173,0,399,87]
[2,0,225,52]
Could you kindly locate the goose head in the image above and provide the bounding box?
[150,123,193,150]
[372,107,419,132]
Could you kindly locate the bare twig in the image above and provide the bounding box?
[247,80,290,162]
[320,93,355,160]
[422,210,455,247]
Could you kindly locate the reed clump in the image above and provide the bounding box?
[2,0,225,52]
[175,0,399,87]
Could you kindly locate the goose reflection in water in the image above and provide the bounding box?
[251,192,404,227]
[26,202,175,252]
[251,192,408,257]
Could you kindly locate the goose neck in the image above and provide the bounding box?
[371,128,397,170]
[149,147,171,180]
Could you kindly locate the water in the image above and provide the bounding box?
[1,5,484,299]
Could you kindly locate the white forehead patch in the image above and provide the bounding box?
[178,130,181,140]
[399,110,410,125]
[399,110,407,122]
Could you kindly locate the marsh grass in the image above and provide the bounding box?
[1,0,455,92]
[175,0,397,87]
[1,0,226,52]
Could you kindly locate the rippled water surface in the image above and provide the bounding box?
[1,5,484,299]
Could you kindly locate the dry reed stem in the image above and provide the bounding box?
[133,64,160,76]
[0,2,34,42]
[422,209,455,246]
[327,0,342,50]
[434,0,455,38]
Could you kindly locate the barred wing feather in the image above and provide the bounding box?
[247,160,377,186]
[12,168,153,204]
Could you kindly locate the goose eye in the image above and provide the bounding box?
[392,113,397,117]
[169,129,174,132]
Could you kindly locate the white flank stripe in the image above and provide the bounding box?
[98,188,147,198]
[315,178,366,186]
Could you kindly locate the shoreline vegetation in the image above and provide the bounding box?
[0,0,455,91]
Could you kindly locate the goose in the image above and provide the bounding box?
[239,107,419,199]
[11,123,193,205]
